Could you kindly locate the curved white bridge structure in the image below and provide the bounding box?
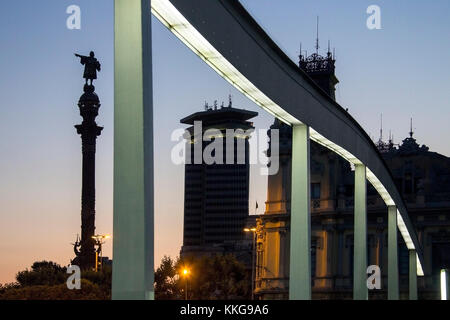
[112,0,424,300]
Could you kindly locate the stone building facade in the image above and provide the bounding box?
[255,47,450,300]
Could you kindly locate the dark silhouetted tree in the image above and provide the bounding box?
[154,254,250,300]
[180,254,250,300]
[16,261,67,287]
[0,261,111,300]
[155,256,182,300]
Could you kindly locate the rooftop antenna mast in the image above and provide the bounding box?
[299,42,303,60]
[315,16,320,55]
[380,114,383,142]
[409,117,414,138]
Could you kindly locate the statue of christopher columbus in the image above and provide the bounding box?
[75,51,101,85]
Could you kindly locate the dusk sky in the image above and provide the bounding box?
[1,0,450,284]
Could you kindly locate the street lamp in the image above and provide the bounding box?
[244,227,257,300]
[182,267,190,300]
[92,234,111,272]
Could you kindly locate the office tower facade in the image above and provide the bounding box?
[180,103,257,257]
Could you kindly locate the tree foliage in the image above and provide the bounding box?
[0,261,111,300]
[154,256,182,300]
[155,254,250,300]
[0,279,108,300]
[2,255,251,300]
[15,261,67,287]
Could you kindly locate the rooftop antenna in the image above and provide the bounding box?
[315,16,320,55]
[409,117,414,138]
[228,94,233,108]
[388,130,394,149]
[299,42,303,60]
[379,113,383,142]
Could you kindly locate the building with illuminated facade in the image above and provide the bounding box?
[255,46,450,300]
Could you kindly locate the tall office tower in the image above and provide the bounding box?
[180,101,258,257]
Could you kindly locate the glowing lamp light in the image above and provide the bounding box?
[441,269,447,300]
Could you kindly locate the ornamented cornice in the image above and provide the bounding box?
[299,52,335,74]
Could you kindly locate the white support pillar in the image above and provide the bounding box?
[112,0,154,300]
[388,205,399,300]
[289,124,311,300]
[353,164,367,300]
[409,250,418,300]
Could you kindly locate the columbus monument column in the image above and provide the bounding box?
[72,51,103,270]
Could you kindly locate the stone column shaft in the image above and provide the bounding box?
[289,124,311,300]
[409,250,418,300]
[112,0,154,300]
[353,164,367,300]
[388,205,399,300]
